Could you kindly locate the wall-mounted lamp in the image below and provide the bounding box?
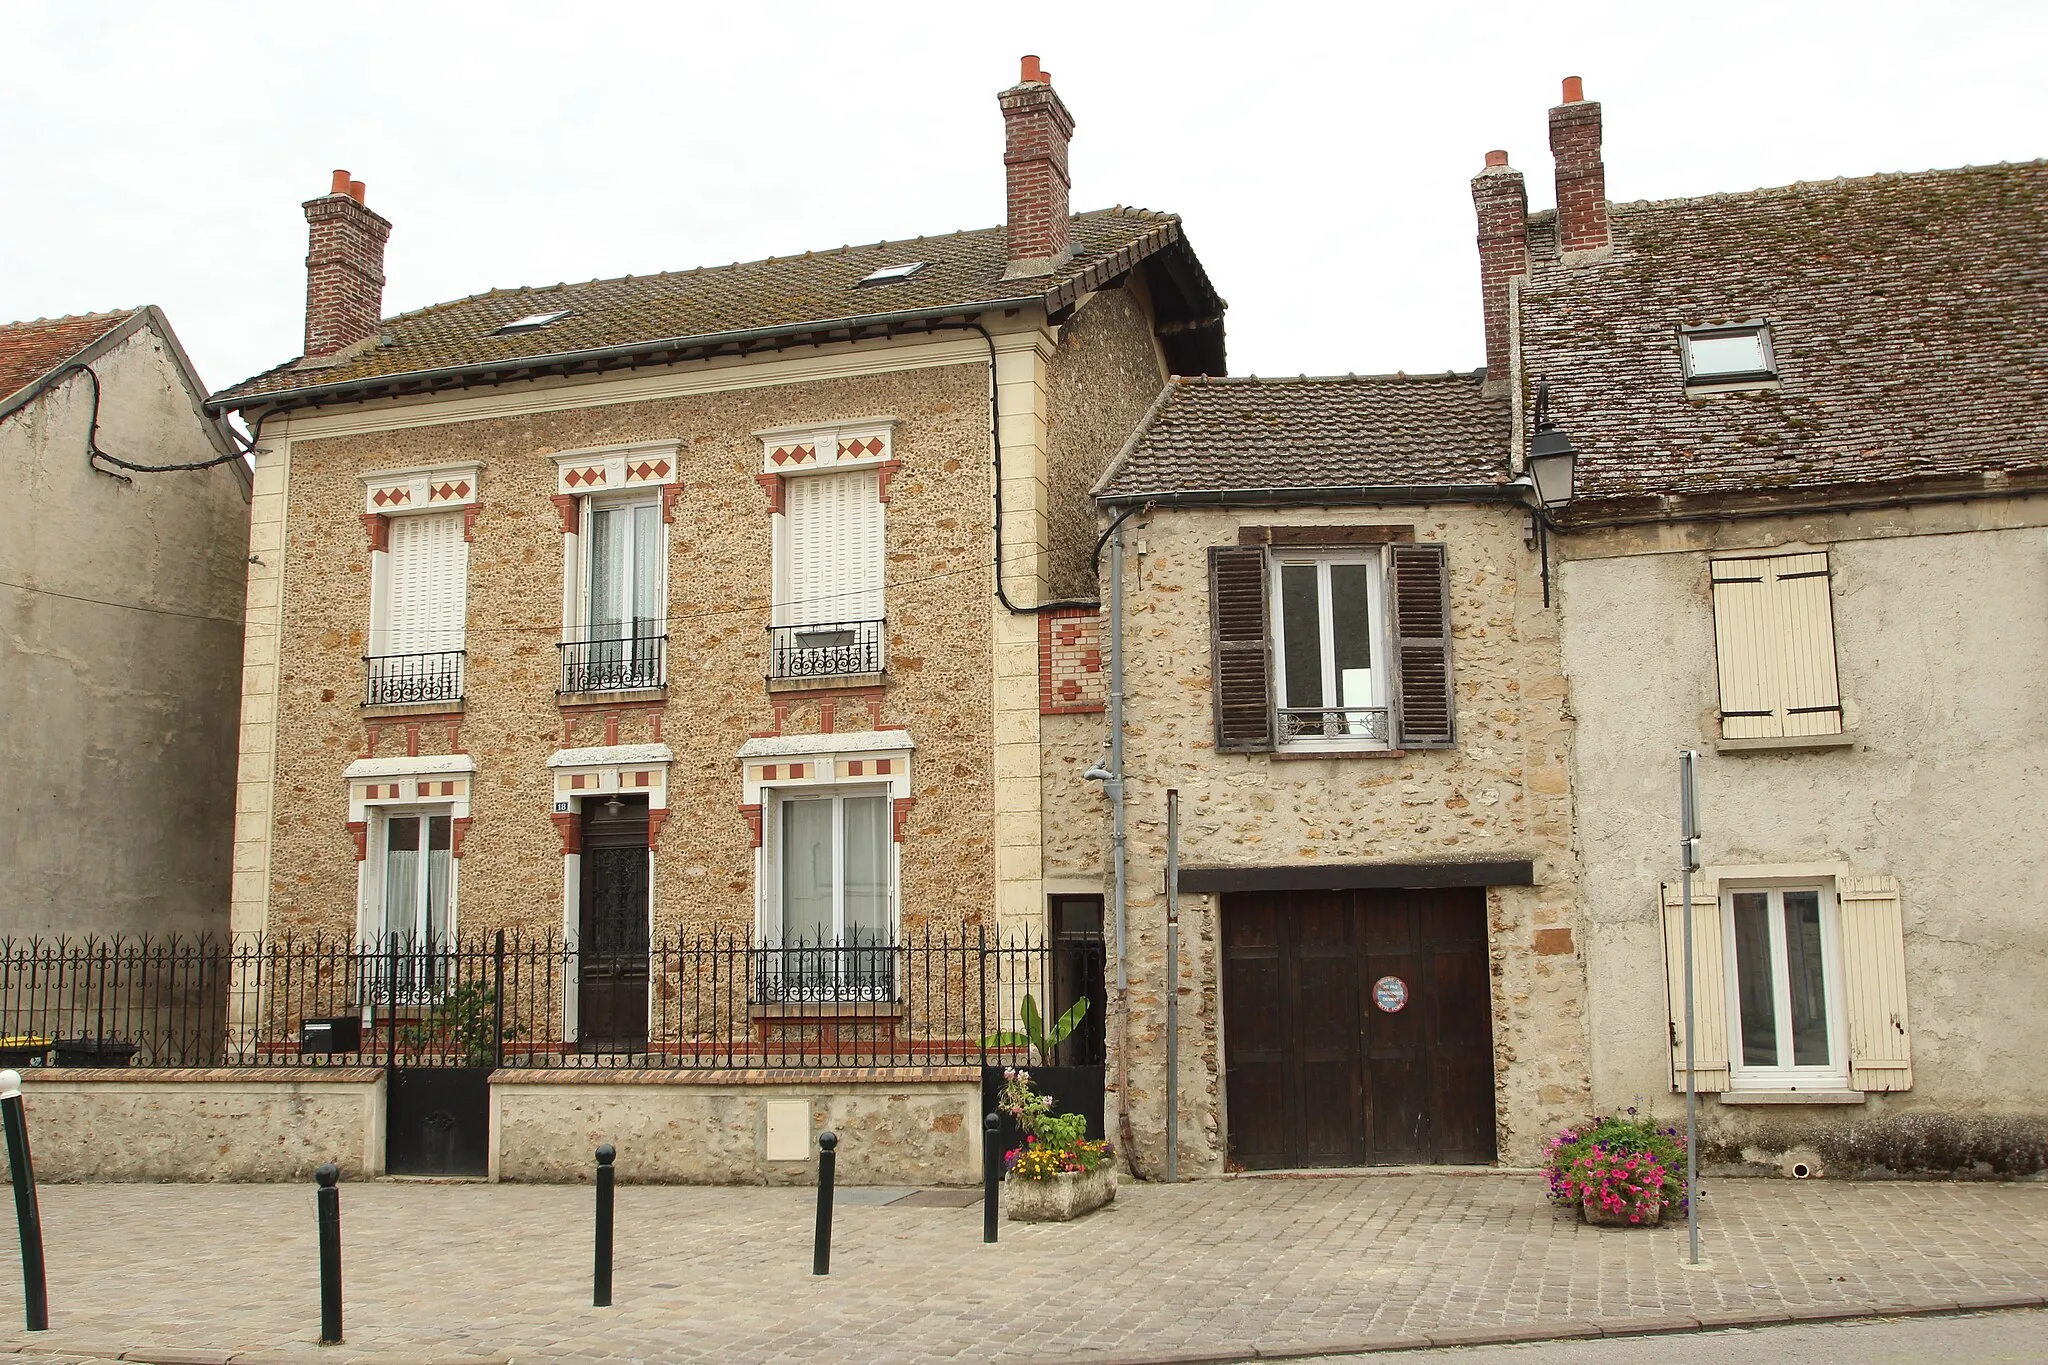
[1524,378,1580,607]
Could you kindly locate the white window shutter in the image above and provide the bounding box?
[787,471,883,626]
[1660,881,1729,1092]
[1711,552,1843,740]
[386,512,468,655]
[1839,874,1913,1091]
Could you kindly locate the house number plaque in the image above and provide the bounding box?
[1373,976,1409,1013]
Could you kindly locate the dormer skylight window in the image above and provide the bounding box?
[1680,322,1776,386]
[491,310,570,336]
[855,262,928,287]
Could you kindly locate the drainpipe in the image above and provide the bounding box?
[1088,520,1139,1174]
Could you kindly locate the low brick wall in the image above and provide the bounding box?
[489,1068,982,1185]
[7,1068,385,1182]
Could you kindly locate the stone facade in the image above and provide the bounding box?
[1104,503,1588,1171]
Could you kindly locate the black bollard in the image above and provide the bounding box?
[593,1144,615,1307]
[0,1071,48,1332]
[983,1112,1000,1244]
[812,1131,837,1276]
[315,1163,343,1345]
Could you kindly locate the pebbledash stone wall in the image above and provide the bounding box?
[491,1070,980,1185]
[267,360,1000,946]
[1108,503,1590,1172]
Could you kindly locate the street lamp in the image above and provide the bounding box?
[1525,379,1580,607]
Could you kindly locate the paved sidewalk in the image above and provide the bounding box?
[0,1173,2040,1363]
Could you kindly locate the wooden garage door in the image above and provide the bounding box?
[1223,887,1496,1168]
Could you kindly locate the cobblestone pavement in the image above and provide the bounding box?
[0,1173,2039,1363]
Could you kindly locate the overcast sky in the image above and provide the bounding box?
[4,1,2043,399]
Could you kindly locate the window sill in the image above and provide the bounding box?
[767,672,885,694]
[558,687,667,708]
[360,699,466,720]
[1684,377,1781,396]
[1715,733,1855,755]
[1717,1089,1866,1106]
[1269,748,1407,762]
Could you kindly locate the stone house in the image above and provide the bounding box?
[1484,81,2048,1172]
[1086,373,1589,1173]
[204,58,1225,1070]
[1,307,248,940]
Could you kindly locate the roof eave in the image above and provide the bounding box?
[1096,481,1522,509]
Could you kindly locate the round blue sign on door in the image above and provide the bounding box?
[1373,976,1409,1013]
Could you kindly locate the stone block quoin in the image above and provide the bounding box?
[303,169,392,359]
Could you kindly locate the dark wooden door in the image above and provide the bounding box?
[579,797,650,1050]
[1222,887,1495,1168]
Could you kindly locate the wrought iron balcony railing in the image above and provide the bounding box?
[559,632,667,694]
[768,618,884,680]
[1279,706,1391,742]
[363,650,466,706]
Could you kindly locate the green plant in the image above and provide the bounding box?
[996,1069,1114,1181]
[983,992,1089,1064]
[399,980,510,1067]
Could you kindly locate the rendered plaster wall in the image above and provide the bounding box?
[1559,498,2048,1171]
[490,1072,979,1184]
[263,356,1002,947]
[6,1069,383,1181]
[0,325,247,940]
[1107,503,1587,1173]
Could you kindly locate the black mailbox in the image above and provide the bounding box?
[300,1015,363,1054]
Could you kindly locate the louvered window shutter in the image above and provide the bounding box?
[1389,543,1455,747]
[1711,552,1843,740]
[1838,875,1912,1091]
[385,512,468,656]
[1208,546,1274,753]
[788,471,884,627]
[1660,880,1730,1092]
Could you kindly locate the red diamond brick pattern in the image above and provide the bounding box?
[370,486,411,507]
[626,459,674,483]
[563,466,606,488]
[770,444,816,467]
[838,436,886,461]
[1039,607,1106,714]
[427,480,472,502]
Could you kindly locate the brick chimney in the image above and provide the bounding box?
[302,169,392,361]
[998,56,1076,279]
[1549,76,1609,253]
[1471,149,1528,393]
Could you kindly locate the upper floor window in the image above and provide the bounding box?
[1710,551,1842,740]
[1209,535,1454,754]
[367,510,469,705]
[566,496,666,693]
[772,469,887,680]
[1681,322,1775,387]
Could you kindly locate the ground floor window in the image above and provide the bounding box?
[378,810,453,944]
[761,788,893,1000]
[1724,883,1846,1088]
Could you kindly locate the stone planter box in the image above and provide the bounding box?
[1003,1165,1116,1222]
[1580,1193,1664,1227]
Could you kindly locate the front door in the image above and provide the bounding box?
[578,797,650,1051]
[1222,886,1495,1168]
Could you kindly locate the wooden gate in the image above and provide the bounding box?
[1222,886,1495,1168]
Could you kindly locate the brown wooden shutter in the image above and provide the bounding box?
[1208,546,1274,753]
[1390,542,1455,747]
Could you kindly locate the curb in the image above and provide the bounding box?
[1009,1293,2048,1364]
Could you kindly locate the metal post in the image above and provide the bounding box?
[812,1132,836,1275]
[982,1113,1000,1243]
[593,1144,615,1306]
[492,930,506,1071]
[1679,749,1702,1266]
[1106,523,1136,1175]
[0,1071,48,1332]
[1164,790,1180,1185]
[384,934,399,1070]
[315,1163,343,1345]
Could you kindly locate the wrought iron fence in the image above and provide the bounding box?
[768,618,884,679]
[559,630,666,693]
[362,650,466,706]
[0,931,1061,1071]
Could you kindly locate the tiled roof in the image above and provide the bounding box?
[212,209,1221,407]
[1520,160,2048,515]
[1096,372,1510,501]
[0,311,139,408]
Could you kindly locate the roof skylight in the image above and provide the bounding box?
[491,310,570,336]
[856,262,928,287]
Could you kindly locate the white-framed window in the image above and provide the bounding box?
[369,808,455,944]
[760,786,894,1001]
[367,511,469,705]
[1269,552,1390,748]
[1722,882,1848,1089]
[1681,322,1776,386]
[772,469,886,678]
[566,495,666,692]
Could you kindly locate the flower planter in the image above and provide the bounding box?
[1580,1193,1663,1227]
[1003,1165,1117,1223]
